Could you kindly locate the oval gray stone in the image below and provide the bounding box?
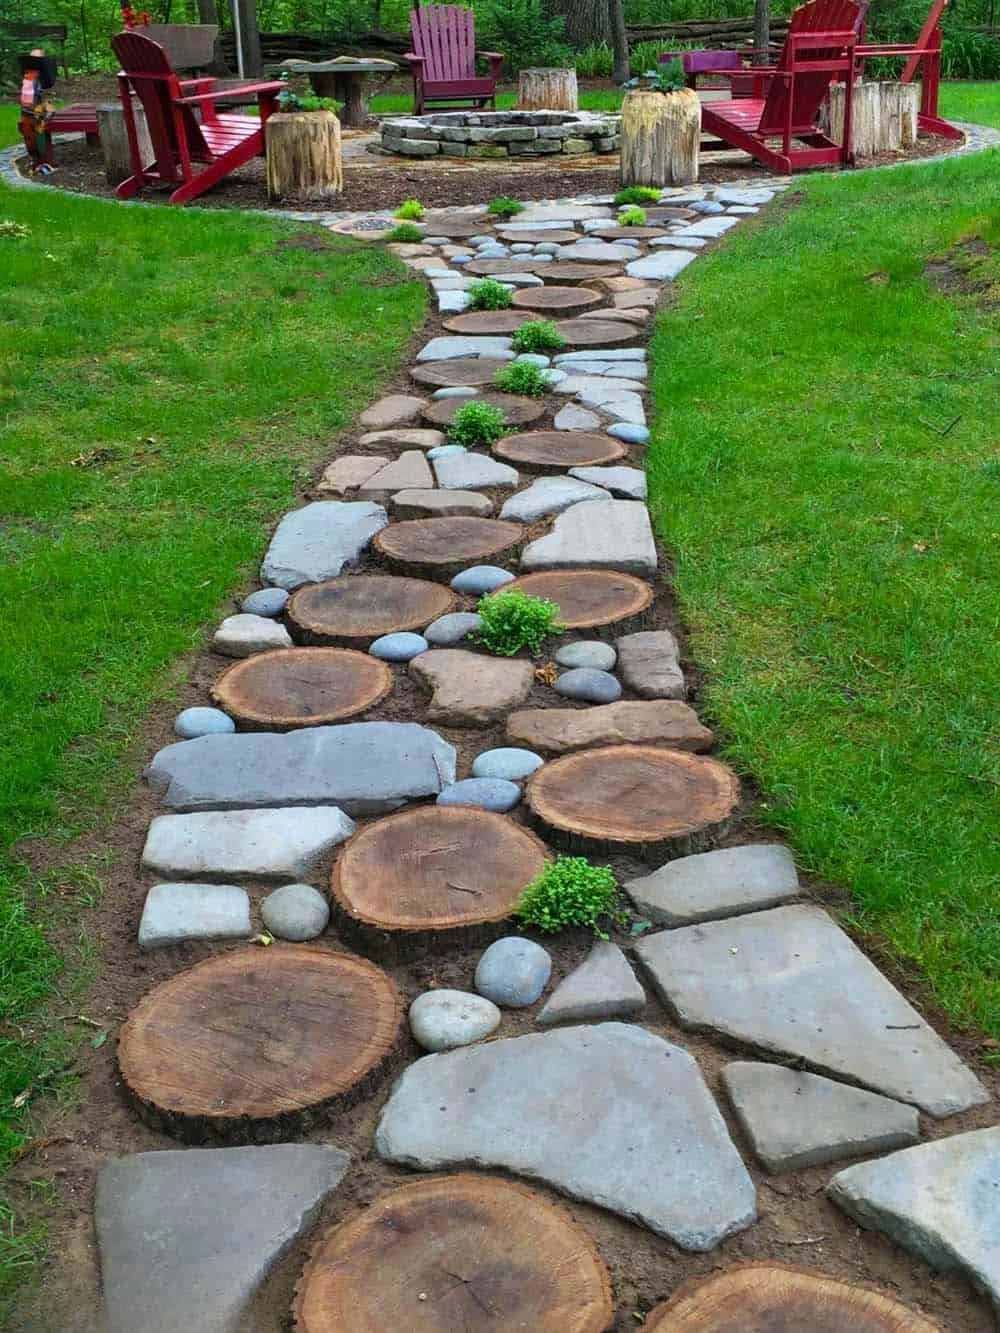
[450,566,516,596]
[433,386,479,399]
[607,422,650,445]
[437,778,521,812]
[554,641,617,671]
[409,988,502,1052]
[427,444,467,459]
[554,668,622,703]
[424,611,482,646]
[515,353,551,367]
[369,632,429,661]
[174,707,236,740]
[241,587,289,618]
[475,936,552,1007]
[471,747,544,781]
[260,882,330,941]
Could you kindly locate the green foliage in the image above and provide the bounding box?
[479,0,573,74]
[476,588,562,655]
[277,88,340,113]
[575,42,614,79]
[385,221,425,243]
[615,185,661,206]
[494,361,551,397]
[467,278,514,310]
[515,856,622,936]
[487,196,526,219]
[395,198,425,220]
[629,39,674,75]
[626,57,686,93]
[447,401,507,446]
[619,206,647,226]
[511,319,566,353]
[0,220,31,239]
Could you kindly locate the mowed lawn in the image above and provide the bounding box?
[649,83,1000,1038]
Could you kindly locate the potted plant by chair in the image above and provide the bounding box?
[266,87,343,201]
[620,57,701,187]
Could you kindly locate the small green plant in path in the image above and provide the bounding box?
[494,361,550,398]
[516,856,623,936]
[467,278,514,311]
[488,196,526,219]
[476,589,562,655]
[511,319,566,354]
[386,221,425,243]
[619,206,647,227]
[614,185,661,206]
[447,401,507,447]
[395,198,425,220]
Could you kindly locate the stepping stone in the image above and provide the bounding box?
[260,882,330,941]
[211,647,393,729]
[616,628,685,698]
[728,204,760,214]
[554,403,601,431]
[357,450,434,497]
[424,610,482,645]
[463,258,552,277]
[212,614,292,658]
[555,348,648,363]
[828,1128,1000,1307]
[476,936,552,1007]
[437,776,521,812]
[331,805,548,959]
[138,883,252,950]
[554,318,642,348]
[261,501,388,591]
[287,574,455,648]
[539,262,625,284]
[95,1145,351,1333]
[557,360,647,380]
[360,394,427,428]
[418,217,491,238]
[369,631,429,662]
[576,385,646,425]
[433,452,519,490]
[437,289,469,313]
[554,667,622,702]
[496,229,581,244]
[723,1061,920,1172]
[174,706,234,739]
[626,843,800,926]
[391,488,492,518]
[650,233,707,249]
[521,500,657,577]
[499,475,606,522]
[635,905,989,1116]
[569,465,647,499]
[554,640,616,671]
[423,391,545,429]
[427,444,467,459]
[240,587,288,618]
[626,250,698,281]
[526,745,740,859]
[358,428,445,449]
[442,310,534,335]
[538,942,644,1026]
[684,216,740,238]
[716,187,775,205]
[510,285,604,312]
[144,722,457,815]
[408,991,501,1052]
[316,455,385,496]
[609,422,650,445]
[416,336,514,362]
[410,648,534,726]
[375,518,523,581]
[375,1022,756,1250]
[411,356,513,388]
[472,746,544,781]
[451,565,515,595]
[494,430,626,473]
[515,204,614,224]
[555,373,649,397]
[688,199,724,213]
[613,288,659,309]
[504,570,653,635]
[141,807,356,882]
[119,947,402,1139]
[556,240,642,262]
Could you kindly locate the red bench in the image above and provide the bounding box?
[49,102,99,143]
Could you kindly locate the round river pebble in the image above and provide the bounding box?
[260,883,330,942]
[608,423,650,446]
[369,632,429,662]
[450,566,516,596]
[174,706,236,740]
[241,587,289,618]
[475,937,552,1008]
[424,611,482,646]
[427,444,467,460]
[471,747,544,782]
[408,988,502,1052]
[555,641,617,672]
[433,386,479,400]
[437,778,522,813]
[554,667,623,703]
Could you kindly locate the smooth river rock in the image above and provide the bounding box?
[212,614,292,658]
[174,707,235,740]
[507,699,713,755]
[260,883,330,941]
[554,640,617,672]
[471,747,544,781]
[410,649,534,727]
[409,989,502,1052]
[450,565,516,596]
[436,777,521,812]
[138,882,252,950]
[241,587,289,618]
[369,631,429,662]
[626,844,800,926]
[475,936,552,1007]
[141,807,356,881]
[261,501,388,591]
[424,611,482,645]
[521,500,657,577]
[554,667,622,703]
[537,942,645,1026]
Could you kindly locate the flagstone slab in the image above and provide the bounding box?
[375,1022,756,1250]
[537,942,645,1025]
[95,1145,351,1333]
[507,700,713,754]
[433,452,520,490]
[576,385,647,425]
[317,455,385,496]
[416,336,514,362]
[144,723,457,815]
[358,428,446,449]
[635,905,989,1116]
[716,187,775,205]
[360,394,427,428]
[357,450,434,497]
[569,466,647,499]
[138,883,252,950]
[828,1128,1000,1309]
[625,250,698,281]
[410,649,534,726]
[500,476,606,522]
[521,500,657,576]
[684,216,741,238]
[556,240,643,262]
[391,488,493,518]
[513,204,614,223]
[261,501,388,591]
[626,843,799,926]
[141,807,356,881]
[615,629,685,698]
[554,403,602,431]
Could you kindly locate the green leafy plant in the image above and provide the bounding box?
[277,88,340,114]
[615,186,660,206]
[385,222,425,243]
[395,198,425,220]
[447,401,507,447]
[494,361,550,398]
[480,0,572,74]
[515,856,624,936]
[624,58,686,93]
[467,278,514,310]
[511,319,566,354]
[487,196,526,219]
[476,588,561,655]
[575,41,613,79]
[619,206,647,226]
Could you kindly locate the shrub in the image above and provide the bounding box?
[630,39,672,76]
[480,0,573,74]
[494,361,550,398]
[511,319,566,354]
[476,589,561,655]
[395,198,425,220]
[615,186,660,205]
[619,206,647,226]
[515,856,623,936]
[447,401,507,447]
[487,196,526,219]
[277,89,340,114]
[386,222,424,243]
[575,42,613,79]
[467,278,514,311]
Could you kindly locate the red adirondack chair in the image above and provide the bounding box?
[700,0,862,174]
[111,31,284,205]
[405,5,503,116]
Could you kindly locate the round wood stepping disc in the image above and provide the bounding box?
[588,225,668,240]
[645,1263,940,1332]
[463,258,552,277]
[510,285,604,313]
[294,1173,612,1333]
[525,744,740,861]
[554,317,643,347]
[539,261,625,284]
[118,946,403,1142]
[441,310,534,335]
[410,356,513,388]
[373,516,523,579]
[419,216,489,238]
[210,647,392,730]
[331,805,549,957]
[286,575,455,646]
[423,391,546,428]
[493,430,626,473]
[505,570,654,633]
[496,229,580,244]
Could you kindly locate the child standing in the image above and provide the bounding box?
[18,49,58,175]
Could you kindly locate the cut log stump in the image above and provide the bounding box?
[118,946,403,1142]
[824,80,919,158]
[645,1263,940,1331]
[410,356,517,387]
[287,575,455,646]
[517,66,579,112]
[422,392,546,429]
[331,805,550,959]
[525,743,740,862]
[97,101,153,186]
[511,285,604,313]
[494,430,627,473]
[210,646,392,729]
[504,570,654,635]
[294,1174,613,1332]
[373,517,524,580]
[266,109,342,201]
[621,86,701,188]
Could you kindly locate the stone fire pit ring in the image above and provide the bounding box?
[379,110,621,159]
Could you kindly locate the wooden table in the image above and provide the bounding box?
[282,58,397,127]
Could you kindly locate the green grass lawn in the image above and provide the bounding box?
[1,106,21,148]
[649,98,1000,1041]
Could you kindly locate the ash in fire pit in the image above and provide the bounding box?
[379,110,621,159]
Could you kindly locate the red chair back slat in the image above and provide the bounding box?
[410,4,476,81]
[111,30,208,163]
[758,0,861,134]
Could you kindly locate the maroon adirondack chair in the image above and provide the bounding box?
[111,30,284,205]
[405,5,503,116]
[700,0,862,174]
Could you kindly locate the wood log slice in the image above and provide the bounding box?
[504,570,654,635]
[463,258,553,277]
[441,310,535,336]
[118,946,403,1142]
[330,805,549,958]
[410,356,514,388]
[286,575,455,647]
[373,517,524,580]
[494,430,626,473]
[422,392,546,428]
[555,317,644,348]
[210,647,392,730]
[510,285,604,313]
[645,1263,940,1332]
[517,66,579,112]
[496,229,581,244]
[525,744,740,862]
[539,261,625,284]
[294,1174,613,1332]
[420,216,492,238]
[588,225,669,240]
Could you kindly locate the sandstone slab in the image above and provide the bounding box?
[358,428,446,450]
[411,649,534,726]
[360,394,427,428]
[141,807,356,881]
[391,488,493,518]
[521,500,657,576]
[261,502,388,590]
[499,475,606,522]
[626,250,697,281]
[537,942,644,1025]
[357,450,434,496]
[212,614,292,658]
[626,843,800,926]
[317,455,385,496]
[433,453,520,490]
[616,629,685,699]
[138,882,252,950]
[569,465,647,499]
[507,700,713,754]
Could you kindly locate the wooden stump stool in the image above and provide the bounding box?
[266,109,342,201]
[517,67,579,112]
[621,86,701,188]
[97,101,153,186]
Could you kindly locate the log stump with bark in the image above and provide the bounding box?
[824,81,919,159]
[621,86,701,188]
[210,646,393,729]
[266,109,342,202]
[503,570,654,635]
[517,66,579,111]
[97,102,153,186]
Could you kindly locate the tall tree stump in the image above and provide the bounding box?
[824,81,919,158]
[517,67,579,111]
[266,109,342,202]
[97,102,153,186]
[620,87,701,188]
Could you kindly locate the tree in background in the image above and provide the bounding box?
[609,0,629,80]
[753,0,769,63]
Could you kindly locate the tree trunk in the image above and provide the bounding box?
[824,81,919,157]
[197,0,218,22]
[96,101,153,186]
[265,110,343,201]
[545,0,609,48]
[232,0,262,76]
[517,67,579,110]
[609,0,630,83]
[620,87,701,188]
[753,0,770,64]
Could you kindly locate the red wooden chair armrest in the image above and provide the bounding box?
[178,76,215,90]
[477,49,503,59]
[403,52,425,66]
[175,81,284,105]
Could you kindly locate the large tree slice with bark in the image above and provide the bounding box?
[494,430,626,473]
[411,355,519,386]
[374,517,524,579]
[511,286,604,313]
[441,311,535,336]
[210,647,392,729]
[504,570,654,634]
[422,392,546,428]
[287,575,455,646]
[554,317,643,348]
